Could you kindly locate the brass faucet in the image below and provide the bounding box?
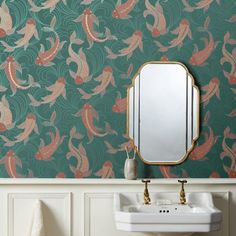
[142,179,151,205]
[178,180,187,205]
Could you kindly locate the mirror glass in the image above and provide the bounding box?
[127,62,199,164]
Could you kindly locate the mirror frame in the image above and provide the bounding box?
[126,61,200,165]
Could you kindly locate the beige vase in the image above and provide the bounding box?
[124,157,138,180]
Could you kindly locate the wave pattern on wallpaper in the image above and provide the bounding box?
[0,0,235,178]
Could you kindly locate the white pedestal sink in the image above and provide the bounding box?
[114,192,222,234]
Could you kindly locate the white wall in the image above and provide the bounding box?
[0,178,235,236]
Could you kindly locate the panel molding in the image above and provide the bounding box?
[84,193,114,236]
[7,192,71,236]
[83,191,230,236]
[0,180,235,236]
[212,192,230,236]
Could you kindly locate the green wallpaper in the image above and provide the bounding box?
[0,0,235,178]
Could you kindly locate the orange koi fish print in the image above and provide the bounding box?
[221,32,236,84]
[67,127,91,178]
[220,127,236,178]
[182,0,220,12]
[105,31,143,59]
[0,95,14,132]
[0,113,39,146]
[74,8,117,48]
[189,17,218,66]
[189,126,217,161]
[159,166,177,178]
[28,77,66,107]
[0,0,235,178]
[35,127,64,161]
[67,31,91,85]
[155,19,192,52]
[79,66,115,99]
[201,77,220,106]
[0,150,31,178]
[35,17,65,66]
[0,0,14,37]
[95,161,115,178]
[1,19,39,52]
[0,56,39,95]
[112,0,137,19]
[104,139,133,154]
[189,112,218,161]
[75,103,116,142]
[143,0,167,37]
[112,92,127,113]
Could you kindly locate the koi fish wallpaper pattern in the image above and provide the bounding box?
[0,0,235,178]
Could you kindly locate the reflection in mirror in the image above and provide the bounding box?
[127,62,199,165]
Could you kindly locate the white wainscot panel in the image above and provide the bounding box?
[84,192,229,236]
[8,192,71,236]
[194,192,229,236]
[84,193,151,236]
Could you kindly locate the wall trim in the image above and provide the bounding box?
[0,179,235,235]
[7,192,71,236]
[84,193,113,236]
[0,178,236,185]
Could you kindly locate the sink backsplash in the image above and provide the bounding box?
[0,0,235,178]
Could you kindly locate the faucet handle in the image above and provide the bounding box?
[142,179,151,205]
[142,179,151,189]
[178,179,187,205]
[178,179,187,185]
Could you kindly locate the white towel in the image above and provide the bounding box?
[27,200,45,236]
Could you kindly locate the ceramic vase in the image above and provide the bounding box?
[124,157,138,180]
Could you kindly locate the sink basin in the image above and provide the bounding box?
[114,192,222,235]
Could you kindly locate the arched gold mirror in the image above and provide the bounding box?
[127,61,200,165]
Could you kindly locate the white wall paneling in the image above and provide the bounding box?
[0,179,235,236]
[7,192,71,236]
